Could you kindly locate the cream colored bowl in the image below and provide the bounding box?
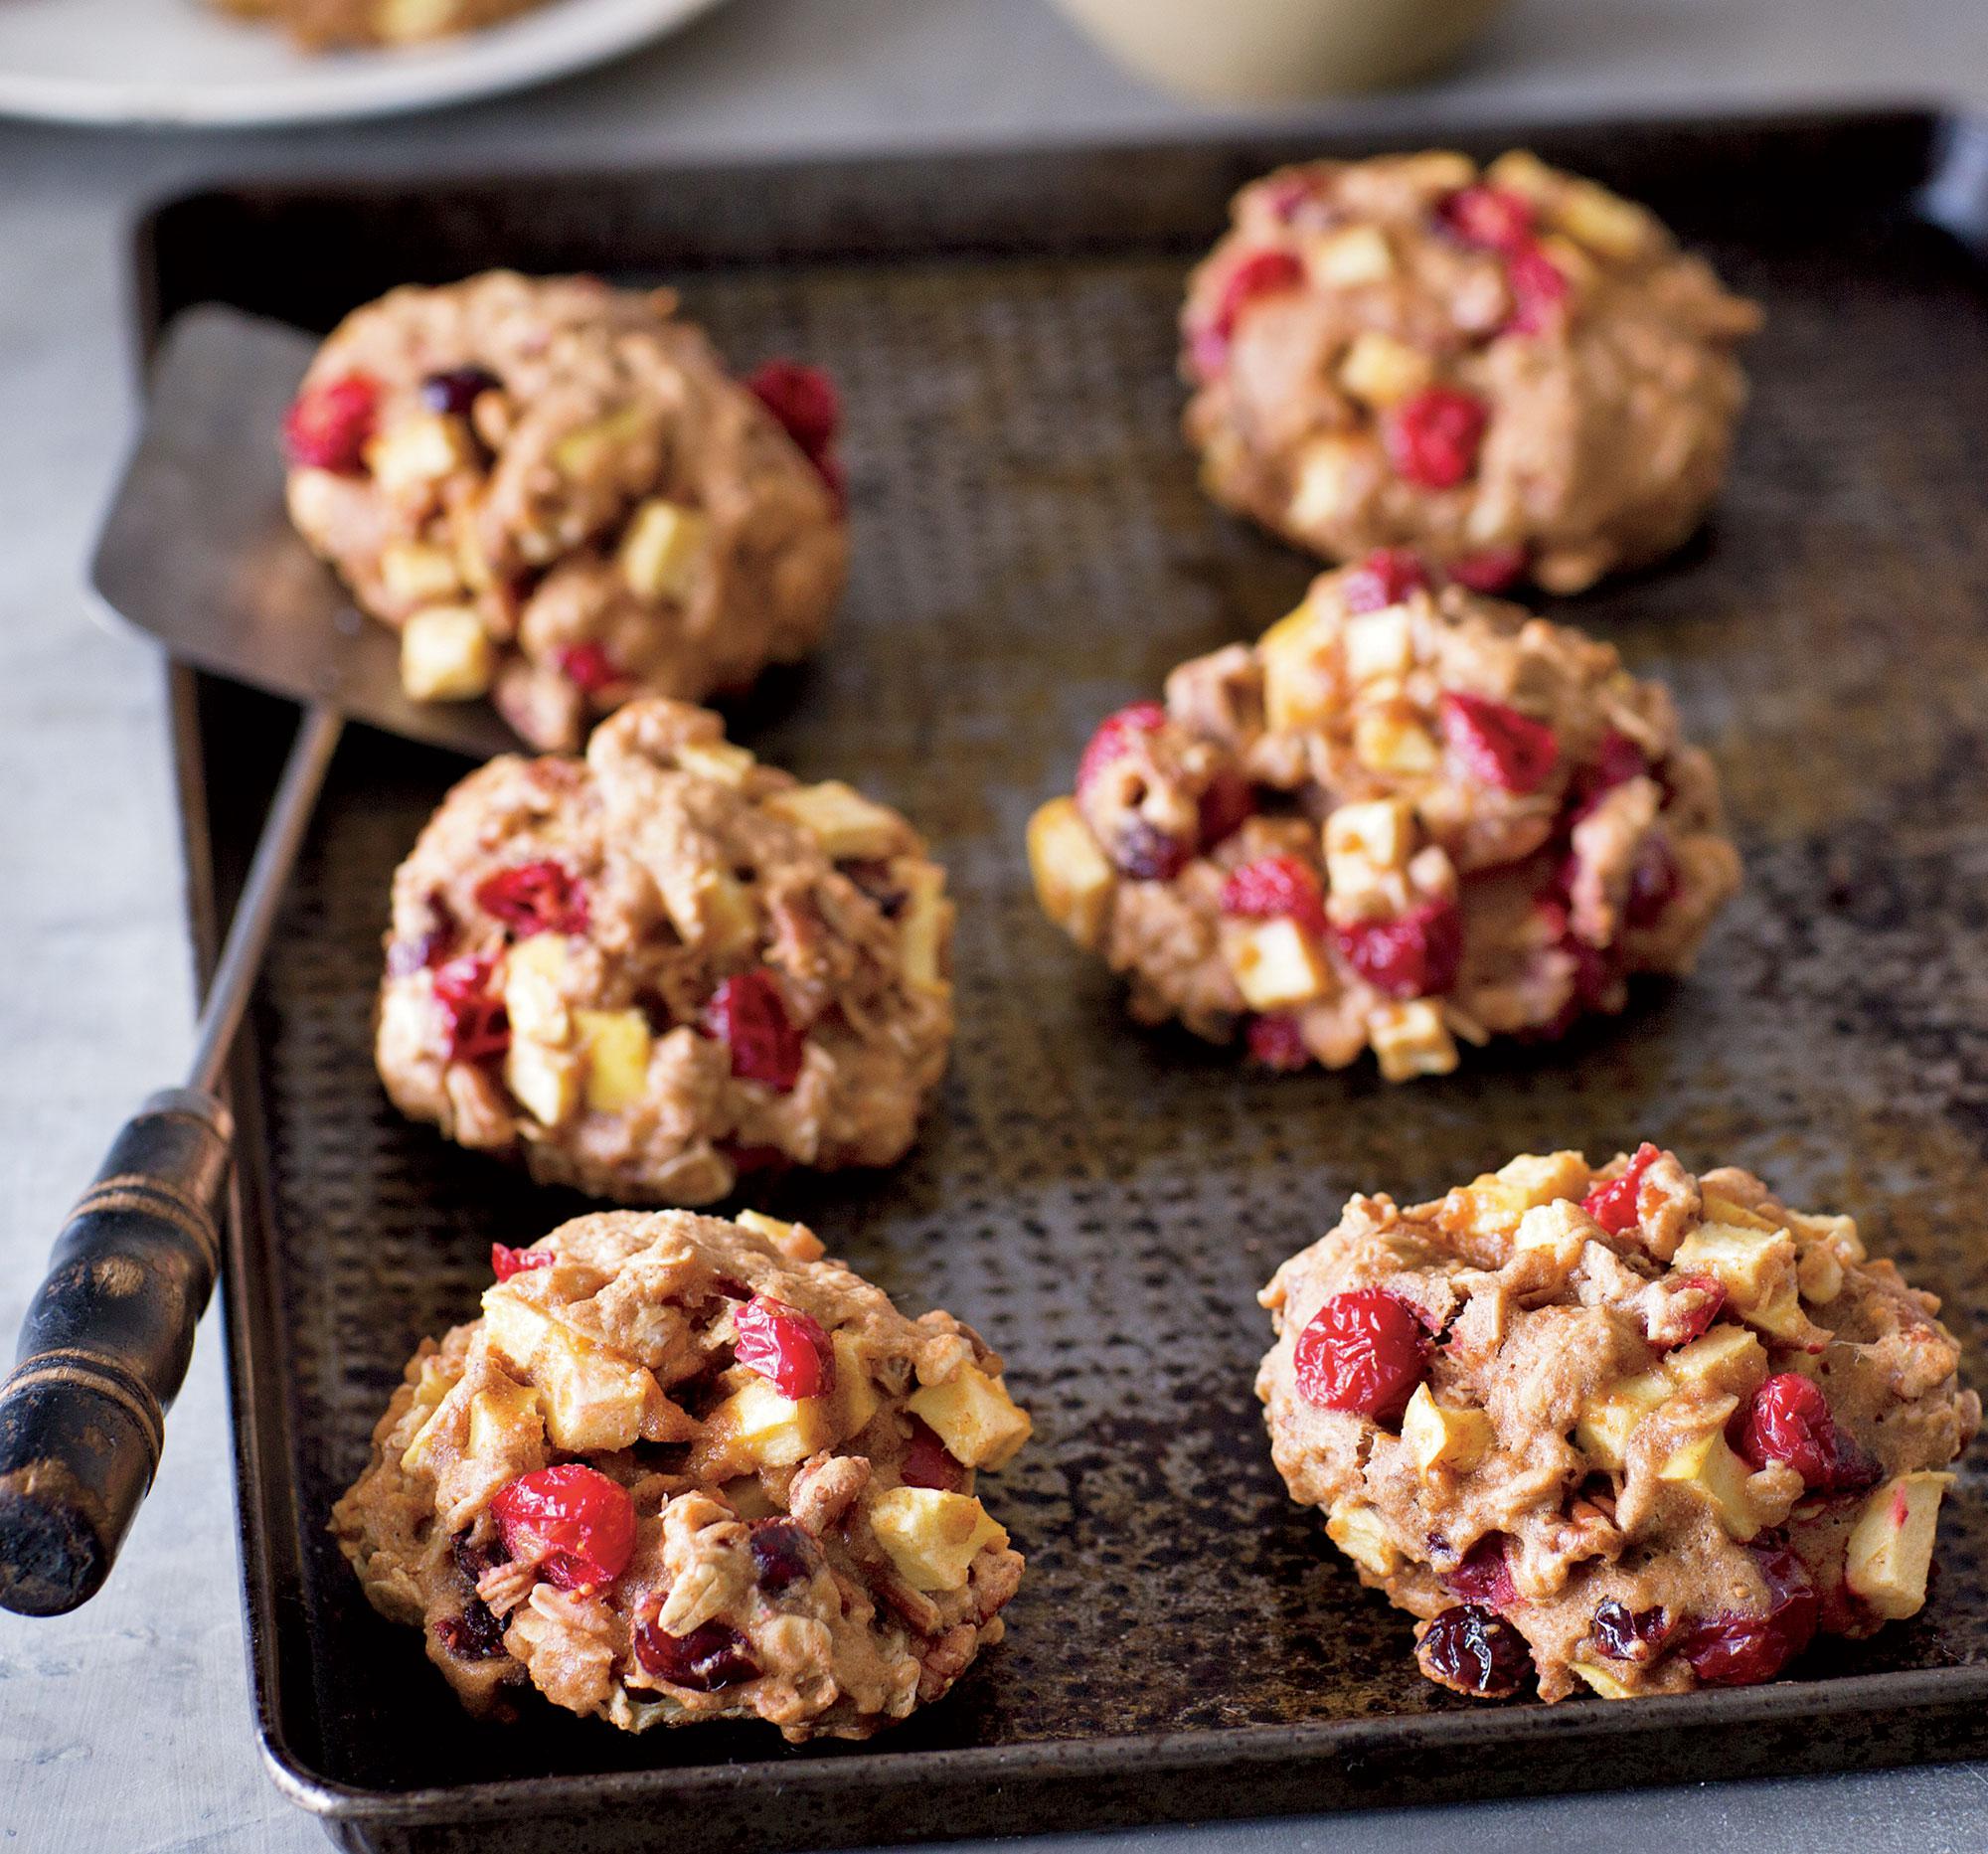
[1049,0,1510,103]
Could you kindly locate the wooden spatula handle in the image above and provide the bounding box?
[0,1088,231,1615]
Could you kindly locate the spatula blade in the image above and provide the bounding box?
[89,303,520,761]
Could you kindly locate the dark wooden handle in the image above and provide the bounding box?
[0,1088,231,1615]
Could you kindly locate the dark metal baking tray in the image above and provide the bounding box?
[140,106,1988,1853]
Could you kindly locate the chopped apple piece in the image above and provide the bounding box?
[1401,1383,1494,1475]
[1673,1223,1803,1337]
[664,869,757,961]
[1285,436,1367,538]
[734,1210,824,1263]
[1306,225,1394,286]
[830,1330,880,1437]
[504,935,572,1047]
[1223,917,1331,1011]
[401,606,494,702]
[1325,1501,1400,1576]
[1484,149,1556,203]
[551,403,647,480]
[504,1037,581,1127]
[1657,1425,1761,1541]
[896,860,952,995]
[1786,1210,1866,1265]
[375,0,455,42]
[1342,606,1415,684]
[765,781,905,860]
[533,1330,654,1452]
[1369,1000,1457,1083]
[909,1364,1033,1471]
[1400,151,1477,192]
[1338,331,1433,410]
[1666,1324,1767,1401]
[380,540,464,605]
[1027,797,1116,950]
[479,1290,552,1371]
[368,413,476,495]
[1846,1471,1954,1619]
[1699,1192,1780,1233]
[1257,600,1339,732]
[1569,1658,1636,1700]
[574,1008,651,1111]
[1574,1368,1672,1470]
[1353,711,1439,775]
[1512,1202,1588,1268]
[618,499,709,601]
[1555,181,1655,262]
[700,1376,836,1471]
[736,1209,794,1245]
[674,741,755,786]
[400,1386,460,1476]
[1797,1241,1844,1305]
[869,1486,1008,1593]
[1323,799,1415,900]
[467,1377,544,1459]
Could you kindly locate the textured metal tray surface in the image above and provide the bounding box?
[149,110,1988,1851]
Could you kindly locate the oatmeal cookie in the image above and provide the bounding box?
[282,270,847,751]
[332,1208,1030,1739]
[1027,554,1740,1080]
[377,698,952,1205]
[1258,1147,1978,1701]
[1182,149,1760,593]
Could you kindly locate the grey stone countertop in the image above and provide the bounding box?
[3,0,1987,1848]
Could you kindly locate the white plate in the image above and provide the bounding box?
[0,0,725,126]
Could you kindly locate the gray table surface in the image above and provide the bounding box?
[5,1,1988,1849]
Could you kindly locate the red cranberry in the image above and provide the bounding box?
[1221,854,1329,938]
[901,1416,968,1492]
[1262,172,1324,222]
[1332,899,1464,1000]
[733,1294,835,1400]
[1383,386,1488,490]
[1733,1375,1875,1492]
[491,1464,636,1592]
[705,969,806,1092]
[1445,1533,1518,1610]
[474,860,588,937]
[556,641,621,693]
[1579,1142,1660,1234]
[1439,691,1560,793]
[1293,1287,1429,1422]
[419,366,502,419]
[386,903,458,976]
[745,361,840,458]
[1624,837,1680,927]
[432,952,510,1062]
[1075,701,1167,799]
[1415,1603,1532,1698]
[1192,249,1306,376]
[747,1517,821,1593]
[1245,1012,1311,1072]
[1445,546,1528,593]
[1657,1272,1728,1350]
[491,1243,555,1282]
[434,1599,508,1660]
[633,1614,759,1692]
[1342,546,1428,612]
[1505,244,1571,336]
[282,372,379,473]
[1591,1599,1670,1662]
[1572,730,1651,820]
[1677,1540,1818,1686]
[719,1140,794,1183]
[1435,185,1538,254]
[1197,766,1256,849]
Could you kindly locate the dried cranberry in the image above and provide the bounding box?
[745,361,840,458]
[1075,700,1167,799]
[474,860,589,937]
[1192,249,1306,376]
[432,953,510,1062]
[433,1599,508,1661]
[705,969,806,1092]
[1332,900,1464,1000]
[633,1615,759,1692]
[491,1243,555,1282]
[1624,837,1680,927]
[1734,1375,1875,1492]
[1445,1533,1518,1611]
[1112,818,1191,882]
[1438,691,1560,793]
[1383,386,1488,490]
[1677,1540,1818,1686]
[386,905,457,976]
[1262,172,1324,222]
[1221,854,1329,937]
[1580,1142,1660,1235]
[282,372,379,473]
[747,1518,821,1593]
[1293,1287,1428,1422]
[1572,730,1651,818]
[733,1294,835,1400]
[901,1416,967,1492]
[1415,1603,1531,1698]
[1505,244,1571,336]
[1197,766,1256,849]
[720,1141,793,1182]
[419,366,502,419]
[1658,1272,1727,1350]
[1342,546,1428,612]
[1435,185,1538,254]
[1591,1599,1670,1662]
[556,641,621,694]
[1245,1012,1311,1073]
[491,1464,636,1592]
[1446,546,1528,593]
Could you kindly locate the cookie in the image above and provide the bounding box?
[1257,1147,1978,1701]
[282,270,847,750]
[377,697,952,1204]
[209,0,544,49]
[1181,150,1760,593]
[332,1208,1030,1739]
[1027,555,1740,1080]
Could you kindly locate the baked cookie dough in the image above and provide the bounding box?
[1258,1147,1978,1701]
[1181,149,1760,593]
[1027,554,1740,1080]
[210,0,545,50]
[377,697,953,1205]
[282,270,847,751]
[332,1207,1030,1739]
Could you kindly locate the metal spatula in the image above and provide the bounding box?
[0,304,519,1614]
